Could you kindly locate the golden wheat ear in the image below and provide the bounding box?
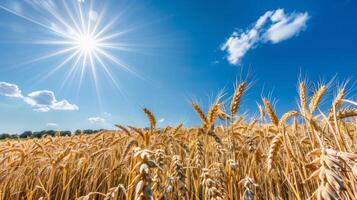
[115,124,131,136]
[299,82,307,115]
[230,82,246,116]
[309,85,327,113]
[263,98,279,127]
[143,108,156,129]
[279,111,299,126]
[336,108,357,119]
[207,103,220,126]
[191,101,208,125]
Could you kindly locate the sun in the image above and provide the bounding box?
[77,34,98,53]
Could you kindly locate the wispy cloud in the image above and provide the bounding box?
[0,81,78,112]
[46,123,58,127]
[88,117,105,124]
[158,118,165,123]
[221,9,309,65]
[103,112,112,117]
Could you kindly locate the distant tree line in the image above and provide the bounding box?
[0,129,105,140]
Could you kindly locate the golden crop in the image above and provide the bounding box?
[1,81,357,200]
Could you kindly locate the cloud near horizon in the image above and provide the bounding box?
[221,9,309,65]
[46,123,58,127]
[88,117,105,124]
[0,82,78,112]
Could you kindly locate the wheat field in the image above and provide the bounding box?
[1,81,357,200]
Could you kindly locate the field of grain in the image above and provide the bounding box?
[1,81,357,200]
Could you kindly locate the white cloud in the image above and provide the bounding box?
[265,11,309,43]
[51,99,79,111]
[88,117,105,124]
[46,123,58,127]
[0,82,23,98]
[158,118,165,123]
[35,107,51,112]
[103,112,112,117]
[27,90,56,106]
[0,82,78,112]
[255,11,273,29]
[221,9,309,65]
[221,29,259,65]
[25,90,78,112]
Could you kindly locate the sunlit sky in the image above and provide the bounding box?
[0,0,356,133]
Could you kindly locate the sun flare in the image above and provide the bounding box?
[0,0,136,95]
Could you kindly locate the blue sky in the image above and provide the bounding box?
[0,0,356,133]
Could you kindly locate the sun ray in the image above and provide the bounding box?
[99,43,139,52]
[88,52,103,110]
[41,2,81,39]
[93,52,127,98]
[31,40,77,45]
[59,52,83,92]
[93,17,119,39]
[19,46,78,67]
[90,7,107,36]
[87,1,95,36]
[95,48,133,73]
[42,50,81,80]
[76,1,87,35]
[62,0,83,35]
[95,29,135,42]
[78,52,88,92]
[29,50,80,87]
[0,5,77,41]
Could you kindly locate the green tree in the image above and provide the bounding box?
[0,133,10,140]
[19,131,32,138]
